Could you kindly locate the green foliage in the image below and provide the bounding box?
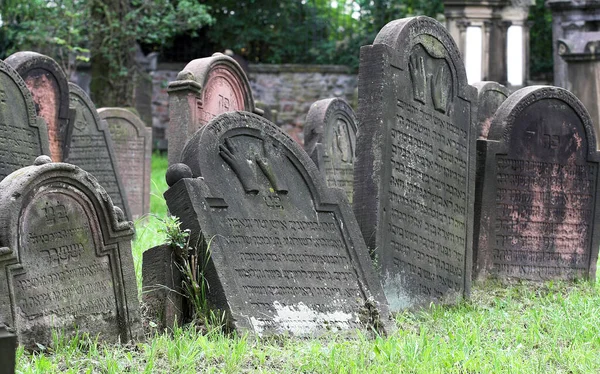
[529,0,554,81]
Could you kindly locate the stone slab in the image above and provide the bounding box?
[472,81,510,140]
[355,16,477,311]
[165,111,394,337]
[65,83,132,220]
[5,51,71,162]
[474,86,600,281]
[0,324,16,374]
[98,107,152,220]
[0,59,50,181]
[0,156,142,349]
[304,98,357,203]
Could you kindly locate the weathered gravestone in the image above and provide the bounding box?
[304,98,357,203]
[165,111,394,336]
[0,156,142,349]
[474,86,600,281]
[472,81,510,140]
[0,324,16,374]
[355,16,477,311]
[167,52,262,165]
[5,51,70,162]
[65,83,132,220]
[98,108,152,220]
[0,59,50,181]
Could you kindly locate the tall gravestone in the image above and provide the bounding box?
[5,51,70,162]
[98,108,152,220]
[473,81,510,140]
[65,83,132,220]
[165,111,394,336]
[0,59,50,181]
[0,156,142,349]
[474,86,600,281]
[167,52,262,165]
[355,17,477,310]
[304,98,357,203]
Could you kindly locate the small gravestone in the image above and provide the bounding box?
[472,81,510,140]
[355,16,477,310]
[0,59,50,180]
[474,86,600,281]
[165,111,394,336]
[0,324,16,374]
[0,156,142,349]
[167,52,262,165]
[65,83,131,220]
[304,98,357,203]
[5,51,71,161]
[98,108,152,219]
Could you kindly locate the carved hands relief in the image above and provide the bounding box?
[408,45,453,115]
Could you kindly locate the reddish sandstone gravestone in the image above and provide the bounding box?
[0,156,142,349]
[355,16,477,311]
[472,81,510,140]
[5,51,71,162]
[98,108,152,220]
[0,59,50,181]
[304,98,357,203]
[474,86,600,281]
[167,52,262,165]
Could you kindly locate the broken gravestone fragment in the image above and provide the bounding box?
[165,111,394,337]
[0,156,142,349]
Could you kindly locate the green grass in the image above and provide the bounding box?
[16,153,600,373]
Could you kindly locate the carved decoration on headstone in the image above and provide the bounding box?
[355,16,477,311]
[167,52,262,165]
[474,86,600,281]
[472,81,510,140]
[5,51,71,162]
[0,157,142,349]
[304,98,357,203]
[165,111,394,337]
[65,83,132,220]
[0,59,50,181]
[98,108,152,219]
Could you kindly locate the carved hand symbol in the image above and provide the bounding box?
[256,139,289,194]
[219,138,259,194]
[432,65,451,114]
[409,55,427,104]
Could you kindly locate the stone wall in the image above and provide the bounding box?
[150,63,357,149]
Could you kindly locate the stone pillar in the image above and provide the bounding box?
[500,0,535,88]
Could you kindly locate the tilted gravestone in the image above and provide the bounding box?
[65,83,132,220]
[474,86,600,281]
[0,59,50,181]
[165,111,394,336]
[5,51,71,162]
[167,52,262,165]
[304,98,357,203]
[0,156,142,349]
[355,16,477,311]
[472,81,510,140]
[98,108,152,220]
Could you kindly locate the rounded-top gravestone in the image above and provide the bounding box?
[472,81,510,140]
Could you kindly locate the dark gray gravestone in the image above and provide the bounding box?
[98,108,152,220]
[355,16,477,311]
[5,51,71,162]
[65,83,132,220]
[472,81,510,140]
[165,111,394,336]
[304,98,357,203]
[0,324,16,374]
[0,156,142,349]
[167,52,262,166]
[0,59,50,181]
[474,86,600,281]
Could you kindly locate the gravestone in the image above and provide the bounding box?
[167,52,262,165]
[355,16,477,311]
[0,156,142,349]
[304,98,357,203]
[98,108,152,219]
[0,324,16,374]
[0,59,50,181]
[165,111,394,336]
[65,83,132,220]
[473,81,510,140]
[474,86,600,281]
[5,51,70,162]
